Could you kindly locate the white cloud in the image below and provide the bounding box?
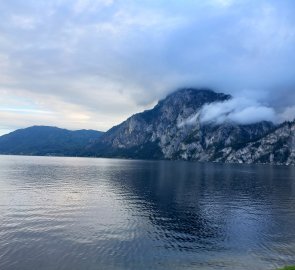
[199,97,276,125]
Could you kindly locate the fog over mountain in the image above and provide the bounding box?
[1,0,295,135]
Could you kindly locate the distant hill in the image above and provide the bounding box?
[0,126,103,156]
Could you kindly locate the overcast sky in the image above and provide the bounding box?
[1,0,295,135]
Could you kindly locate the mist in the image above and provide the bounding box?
[199,97,276,125]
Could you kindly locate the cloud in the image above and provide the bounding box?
[278,106,295,123]
[0,0,295,134]
[11,15,38,30]
[199,98,276,125]
[178,97,277,127]
[73,0,114,14]
[0,87,138,135]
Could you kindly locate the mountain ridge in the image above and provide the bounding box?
[0,126,103,156]
[1,88,294,165]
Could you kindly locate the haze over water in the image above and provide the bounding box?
[0,155,295,270]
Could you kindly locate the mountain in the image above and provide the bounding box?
[0,126,103,156]
[224,120,295,165]
[1,88,294,165]
[85,88,230,158]
[85,88,277,162]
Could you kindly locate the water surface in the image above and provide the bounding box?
[0,155,295,270]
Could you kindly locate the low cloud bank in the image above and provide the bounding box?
[183,97,295,126]
[199,98,276,125]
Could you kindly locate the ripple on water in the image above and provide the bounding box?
[0,156,295,270]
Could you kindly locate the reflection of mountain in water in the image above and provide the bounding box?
[103,161,295,253]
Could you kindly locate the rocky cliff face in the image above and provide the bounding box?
[87,88,295,165]
[87,89,230,158]
[172,121,274,162]
[223,121,295,165]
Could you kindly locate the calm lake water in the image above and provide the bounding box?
[0,156,295,270]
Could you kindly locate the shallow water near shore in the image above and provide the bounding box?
[0,155,295,270]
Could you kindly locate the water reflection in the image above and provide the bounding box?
[0,156,295,270]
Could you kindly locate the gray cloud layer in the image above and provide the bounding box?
[0,0,295,134]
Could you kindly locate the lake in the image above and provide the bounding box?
[0,155,295,270]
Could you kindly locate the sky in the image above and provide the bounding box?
[1,0,295,135]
